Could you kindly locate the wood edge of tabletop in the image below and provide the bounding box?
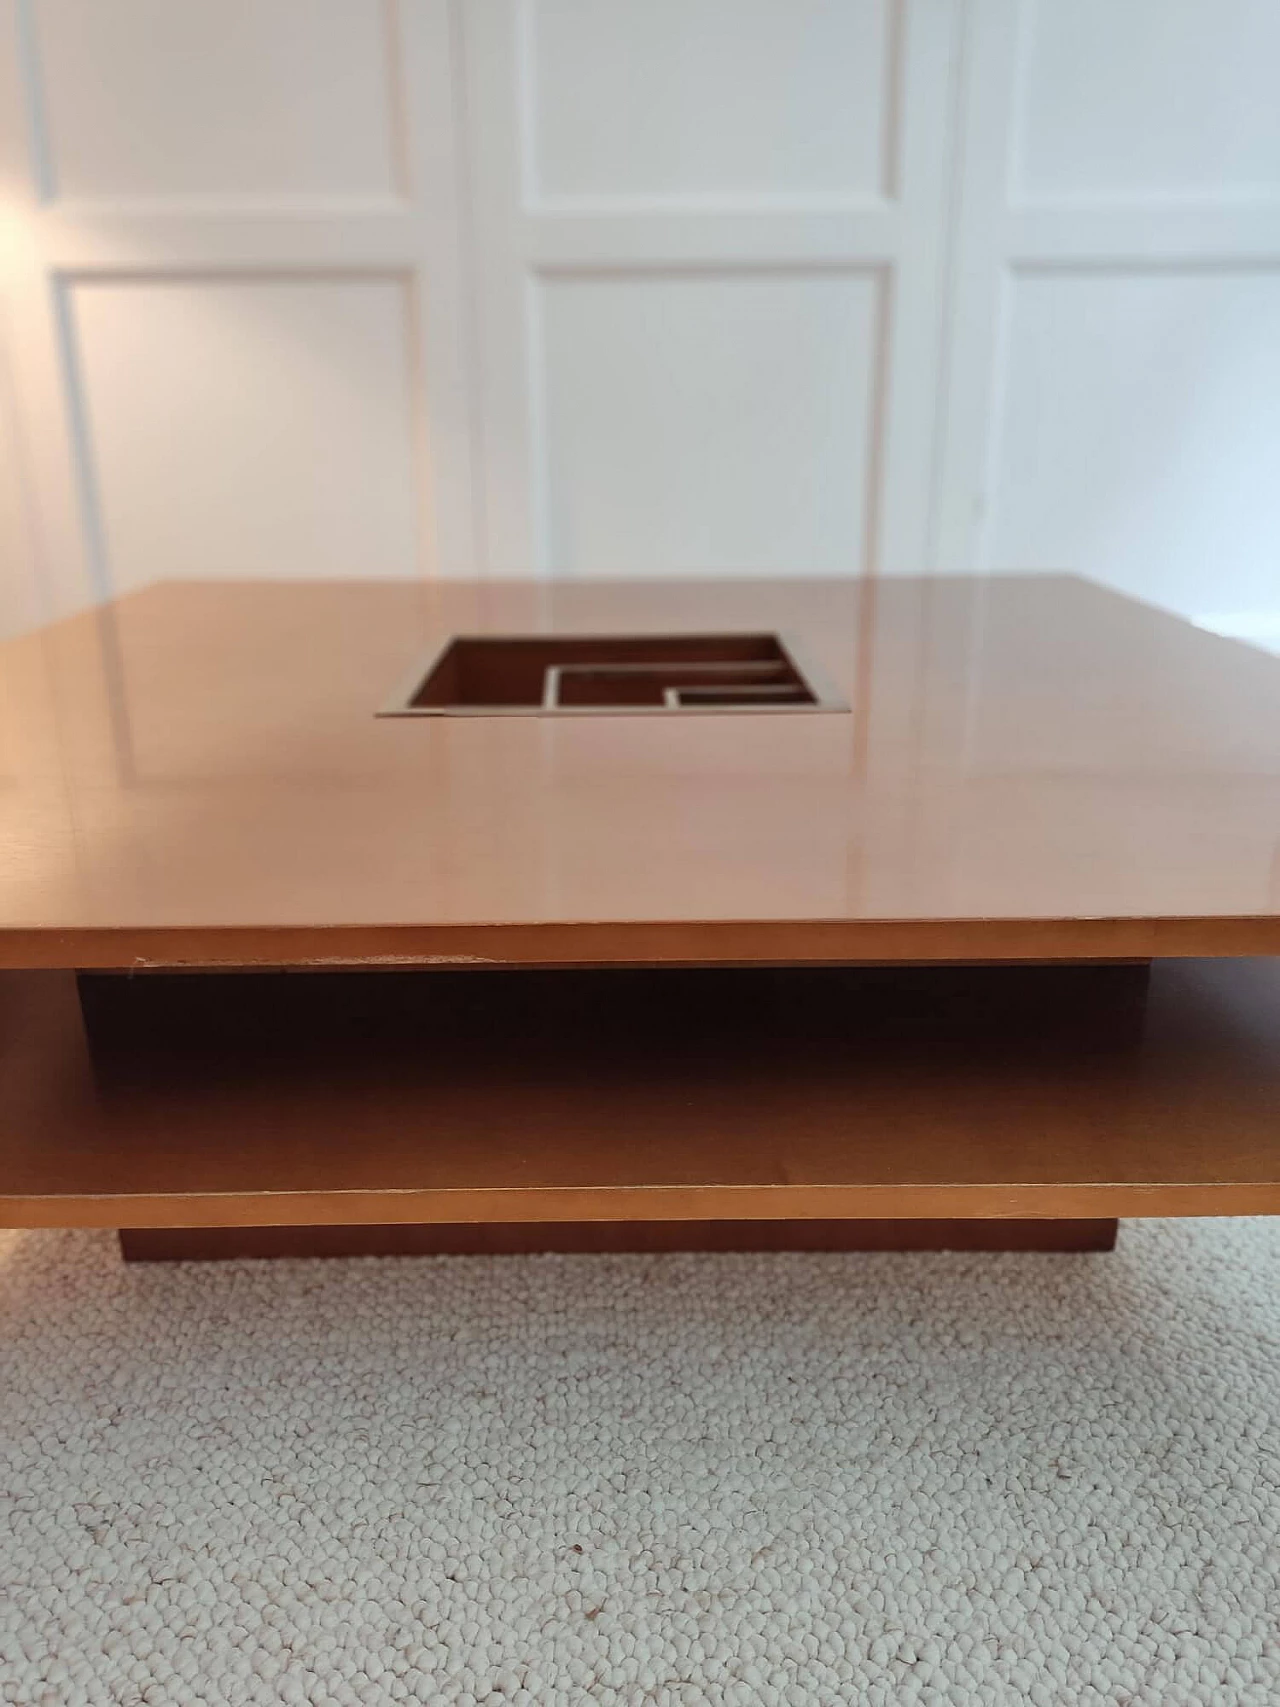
[4,914,1280,971]
[6,1184,1280,1233]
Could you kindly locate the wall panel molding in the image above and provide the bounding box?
[464,0,960,577]
[22,0,411,208]
[518,0,908,215]
[4,0,1275,632]
[0,0,477,629]
[933,0,1280,627]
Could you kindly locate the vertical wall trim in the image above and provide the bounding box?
[50,277,113,603]
[381,0,414,202]
[923,0,974,569]
[14,0,55,201]
[449,0,490,574]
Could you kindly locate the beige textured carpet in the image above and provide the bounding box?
[2,1220,1278,1706]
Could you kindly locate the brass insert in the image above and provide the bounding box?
[380,633,843,717]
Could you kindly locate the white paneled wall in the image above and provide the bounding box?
[70,278,420,593]
[1011,0,1280,203]
[537,272,880,576]
[465,0,959,577]
[528,0,891,203]
[936,0,1280,639]
[33,1,403,202]
[2,0,1278,635]
[0,0,473,630]
[986,270,1280,619]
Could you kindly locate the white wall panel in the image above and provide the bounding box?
[31,0,401,202]
[69,278,419,593]
[0,0,473,628]
[935,0,1280,631]
[465,0,957,575]
[529,0,890,204]
[538,271,880,575]
[4,0,1278,637]
[986,268,1280,616]
[1014,0,1280,203]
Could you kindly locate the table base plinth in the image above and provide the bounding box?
[119,1219,1120,1262]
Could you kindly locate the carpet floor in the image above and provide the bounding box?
[1,1220,1278,1707]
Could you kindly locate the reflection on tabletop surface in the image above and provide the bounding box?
[3,573,1280,936]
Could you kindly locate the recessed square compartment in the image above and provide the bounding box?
[380,632,842,716]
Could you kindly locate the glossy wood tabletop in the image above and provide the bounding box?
[4,574,1280,969]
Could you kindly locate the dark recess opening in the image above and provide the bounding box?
[381,631,842,716]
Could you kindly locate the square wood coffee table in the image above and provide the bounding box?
[3,573,1280,1260]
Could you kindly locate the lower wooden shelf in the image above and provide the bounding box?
[1,959,1278,1230]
